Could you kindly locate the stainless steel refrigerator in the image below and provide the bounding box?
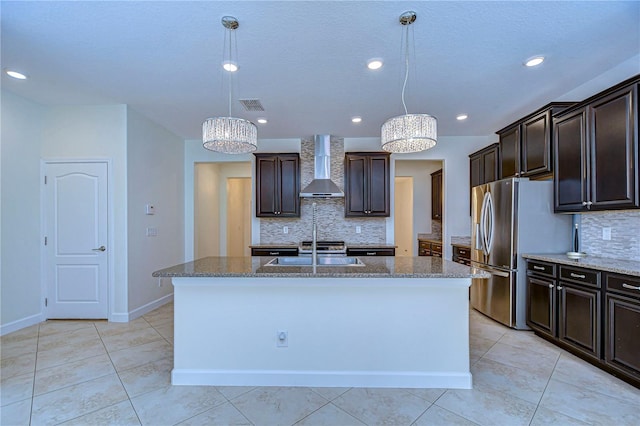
[471,178,571,329]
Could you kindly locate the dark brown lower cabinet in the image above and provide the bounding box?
[526,275,556,337]
[605,274,640,383]
[558,283,600,358]
[526,260,639,388]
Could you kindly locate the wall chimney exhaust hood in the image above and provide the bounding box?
[300,135,344,198]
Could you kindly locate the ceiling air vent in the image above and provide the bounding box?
[238,99,265,112]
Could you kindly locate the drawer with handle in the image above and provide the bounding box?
[526,261,556,278]
[605,273,640,299]
[453,246,470,260]
[559,265,600,288]
[251,248,298,257]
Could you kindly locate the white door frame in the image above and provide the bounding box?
[40,158,115,321]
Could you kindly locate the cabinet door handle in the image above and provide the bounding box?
[557,286,563,291]
[269,252,280,256]
[570,273,586,279]
[582,201,588,206]
[622,283,640,291]
[533,266,545,271]
[459,250,466,254]
[548,284,554,289]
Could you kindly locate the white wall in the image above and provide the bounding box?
[1,91,46,332]
[41,104,129,319]
[126,108,184,316]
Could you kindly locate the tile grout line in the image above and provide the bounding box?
[526,348,563,426]
[95,319,144,426]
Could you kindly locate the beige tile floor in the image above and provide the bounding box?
[1,303,639,426]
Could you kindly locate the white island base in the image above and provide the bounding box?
[171,276,472,389]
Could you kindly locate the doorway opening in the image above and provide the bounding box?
[194,162,251,258]
[394,160,444,256]
[394,177,414,256]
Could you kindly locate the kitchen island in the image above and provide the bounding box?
[153,256,487,389]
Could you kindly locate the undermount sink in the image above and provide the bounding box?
[265,256,365,267]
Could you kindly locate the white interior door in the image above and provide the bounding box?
[44,161,108,319]
[394,176,414,256]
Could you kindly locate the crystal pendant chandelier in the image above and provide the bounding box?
[203,16,257,154]
[381,11,437,153]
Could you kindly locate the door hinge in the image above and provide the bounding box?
[44,236,48,246]
[45,298,48,307]
[44,176,47,184]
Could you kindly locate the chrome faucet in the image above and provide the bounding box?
[312,202,318,271]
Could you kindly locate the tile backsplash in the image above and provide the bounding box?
[580,210,640,261]
[259,137,387,245]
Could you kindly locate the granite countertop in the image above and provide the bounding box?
[522,253,640,277]
[451,236,471,248]
[417,235,442,245]
[152,256,489,279]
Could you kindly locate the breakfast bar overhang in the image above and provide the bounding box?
[153,256,488,389]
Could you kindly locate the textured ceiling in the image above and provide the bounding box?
[2,1,639,140]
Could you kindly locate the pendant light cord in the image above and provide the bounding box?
[401,23,410,116]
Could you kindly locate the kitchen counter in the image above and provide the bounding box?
[522,253,640,277]
[451,236,471,248]
[152,256,487,279]
[248,243,299,248]
[158,256,484,389]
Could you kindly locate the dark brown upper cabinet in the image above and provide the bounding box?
[554,76,639,213]
[344,152,390,217]
[431,169,443,220]
[254,153,300,217]
[469,143,499,188]
[498,102,575,179]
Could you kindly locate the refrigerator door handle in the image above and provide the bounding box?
[475,223,483,250]
[473,263,510,278]
[480,192,494,256]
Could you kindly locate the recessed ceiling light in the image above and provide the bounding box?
[351,116,362,123]
[525,56,545,67]
[6,70,27,80]
[222,61,238,72]
[257,118,268,124]
[367,59,383,70]
[456,114,468,121]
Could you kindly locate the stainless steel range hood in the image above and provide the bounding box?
[300,134,344,198]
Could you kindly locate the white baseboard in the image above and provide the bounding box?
[128,293,174,321]
[171,369,472,389]
[0,312,45,336]
[109,312,130,323]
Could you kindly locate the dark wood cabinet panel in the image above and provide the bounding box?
[554,76,639,213]
[499,127,520,178]
[527,275,556,338]
[470,155,483,189]
[431,169,442,220]
[606,294,640,380]
[499,103,574,179]
[554,109,588,212]
[344,152,390,217]
[522,111,552,176]
[527,260,640,387]
[469,143,499,214]
[558,283,601,358]
[589,85,638,209]
[605,273,640,384]
[452,245,471,265]
[254,153,300,217]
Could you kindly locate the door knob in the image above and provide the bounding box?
[92,246,106,252]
